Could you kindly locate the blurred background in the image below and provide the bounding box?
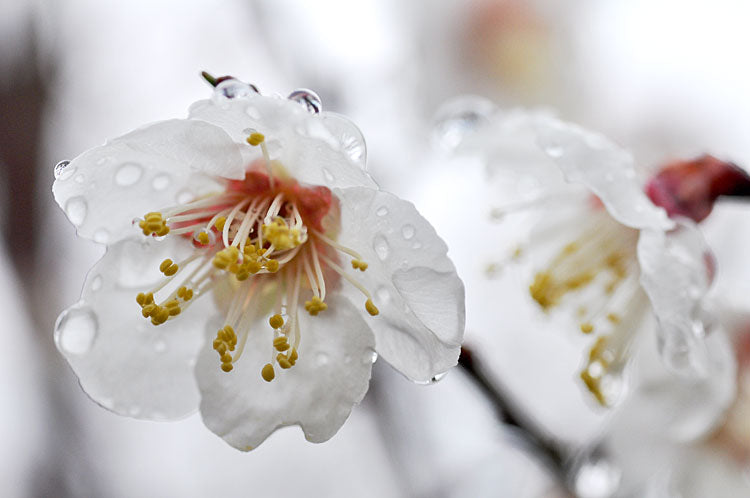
[3,0,750,496]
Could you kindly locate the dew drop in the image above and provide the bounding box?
[572,451,621,498]
[54,160,73,180]
[373,235,390,261]
[93,228,110,244]
[432,96,496,150]
[114,162,143,186]
[316,352,329,366]
[544,143,564,158]
[90,274,103,291]
[152,174,170,191]
[65,197,88,226]
[154,340,167,353]
[288,89,322,114]
[375,286,391,304]
[176,189,195,204]
[214,79,258,101]
[376,206,388,217]
[322,167,334,183]
[431,372,448,383]
[401,224,415,240]
[74,174,85,184]
[55,304,98,355]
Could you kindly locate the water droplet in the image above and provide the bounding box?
[431,372,448,383]
[74,174,85,184]
[572,450,621,498]
[90,275,102,291]
[55,304,98,355]
[93,228,109,244]
[152,174,170,191]
[376,206,388,217]
[128,406,142,417]
[322,167,334,183]
[401,224,415,240]
[373,235,389,261]
[65,197,88,226]
[114,162,143,186]
[316,352,329,366]
[176,189,195,204]
[154,340,167,353]
[544,143,564,158]
[432,96,496,150]
[214,79,258,101]
[54,160,73,180]
[288,89,322,114]
[365,350,378,364]
[375,286,391,304]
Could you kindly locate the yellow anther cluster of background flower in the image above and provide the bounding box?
[213,325,238,372]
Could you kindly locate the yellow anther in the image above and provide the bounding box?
[529,271,554,309]
[261,363,275,382]
[606,313,620,324]
[164,263,178,276]
[141,304,156,318]
[580,370,607,406]
[265,259,279,273]
[215,216,226,231]
[247,260,262,274]
[580,322,594,334]
[168,306,181,316]
[351,259,368,271]
[159,259,173,273]
[365,299,379,316]
[139,212,169,237]
[289,348,298,365]
[246,132,265,146]
[150,307,170,325]
[213,246,240,269]
[221,363,234,372]
[304,296,328,316]
[277,354,292,369]
[197,232,210,244]
[262,217,301,251]
[221,353,232,363]
[136,292,152,306]
[269,314,284,329]
[273,337,290,352]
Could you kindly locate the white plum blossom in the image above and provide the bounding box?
[445,106,723,407]
[53,80,464,450]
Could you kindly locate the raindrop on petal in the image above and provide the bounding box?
[65,197,88,226]
[433,95,496,150]
[152,174,170,191]
[288,89,322,114]
[93,228,110,244]
[375,286,391,304]
[373,235,389,261]
[128,406,142,417]
[54,160,73,180]
[55,304,98,355]
[90,275,102,292]
[572,449,621,498]
[114,162,143,186]
[154,340,167,353]
[176,189,195,204]
[401,224,415,240]
[214,79,258,101]
[365,350,378,364]
[431,372,448,383]
[376,206,388,217]
[543,142,564,158]
[316,352,329,366]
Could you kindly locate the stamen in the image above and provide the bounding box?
[317,252,378,315]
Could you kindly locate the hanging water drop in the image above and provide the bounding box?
[431,372,448,383]
[432,96,496,150]
[288,89,322,114]
[373,235,390,261]
[55,304,98,355]
[65,197,88,226]
[54,160,73,180]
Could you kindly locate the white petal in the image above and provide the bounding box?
[196,294,375,450]
[189,95,377,189]
[54,236,213,419]
[334,186,465,382]
[53,119,244,244]
[534,115,674,231]
[637,220,715,375]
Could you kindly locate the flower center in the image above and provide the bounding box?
[133,133,379,382]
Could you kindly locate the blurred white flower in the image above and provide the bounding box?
[448,107,723,407]
[52,80,464,450]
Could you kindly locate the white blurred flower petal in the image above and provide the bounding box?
[638,220,715,375]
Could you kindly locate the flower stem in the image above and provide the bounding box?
[458,345,572,489]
